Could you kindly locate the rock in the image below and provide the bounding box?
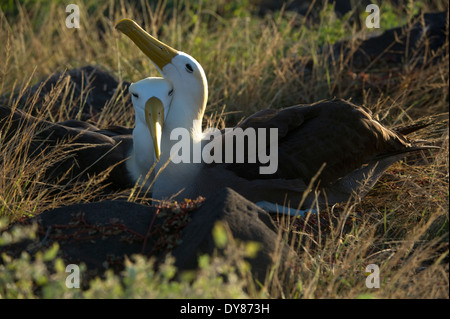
[293,11,448,103]
[1,201,162,276]
[172,187,299,284]
[8,65,130,121]
[331,12,448,70]
[1,190,299,286]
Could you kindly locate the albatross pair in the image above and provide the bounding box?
[116,19,434,214]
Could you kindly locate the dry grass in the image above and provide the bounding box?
[0,0,448,298]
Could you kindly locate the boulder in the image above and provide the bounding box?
[1,189,299,285]
[0,201,161,276]
[173,187,299,284]
[8,65,130,121]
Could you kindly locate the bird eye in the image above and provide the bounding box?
[185,64,193,73]
[131,92,139,98]
[168,89,174,96]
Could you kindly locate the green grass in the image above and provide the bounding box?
[0,0,448,298]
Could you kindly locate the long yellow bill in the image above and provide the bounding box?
[116,18,178,70]
[145,97,164,161]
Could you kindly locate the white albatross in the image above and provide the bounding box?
[126,77,173,188]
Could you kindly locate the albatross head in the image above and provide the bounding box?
[128,77,173,161]
[116,19,208,134]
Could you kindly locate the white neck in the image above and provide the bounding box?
[152,82,207,200]
[126,119,156,188]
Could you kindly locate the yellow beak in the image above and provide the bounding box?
[116,18,178,70]
[145,97,164,161]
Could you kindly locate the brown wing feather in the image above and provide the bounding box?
[220,98,413,186]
